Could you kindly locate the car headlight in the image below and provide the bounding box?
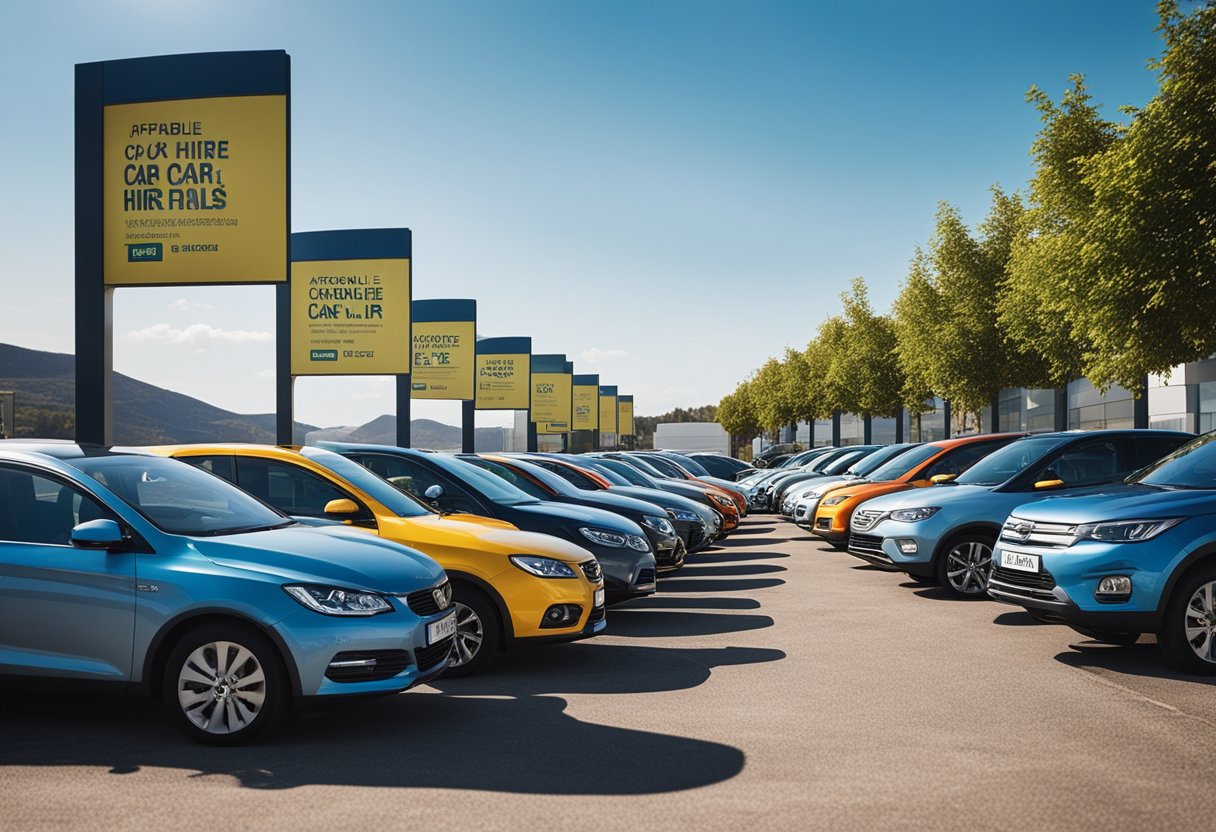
[709,493,734,508]
[889,507,942,523]
[580,527,652,552]
[283,584,393,616]
[642,515,676,535]
[510,555,578,578]
[1072,518,1184,544]
[821,495,850,506]
[667,508,701,523]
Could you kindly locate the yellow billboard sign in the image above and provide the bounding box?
[290,258,410,376]
[475,337,531,410]
[572,377,599,430]
[412,321,476,400]
[599,387,618,434]
[532,373,572,428]
[103,94,287,286]
[618,398,635,436]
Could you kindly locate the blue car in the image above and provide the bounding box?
[847,430,1192,598]
[988,432,1216,672]
[0,444,456,743]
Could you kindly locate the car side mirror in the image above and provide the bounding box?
[1034,479,1065,490]
[930,474,957,485]
[70,519,125,552]
[424,484,445,501]
[324,498,361,516]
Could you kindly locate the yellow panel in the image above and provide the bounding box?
[618,400,635,436]
[572,384,599,430]
[476,353,530,410]
[290,258,410,376]
[532,372,572,426]
[599,395,618,433]
[412,321,476,399]
[103,95,287,285]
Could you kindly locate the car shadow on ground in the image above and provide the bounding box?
[671,563,787,577]
[0,678,750,794]
[618,595,762,611]
[1053,642,1216,687]
[724,526,774,535]
[990,610,1046,627]
[710,537,789,547]
[651,577,786,594]
[602,609,774,638]
[692,550,790,563]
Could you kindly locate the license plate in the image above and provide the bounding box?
[1000,548,1041,573]
[427,611,457,645]
[594,588,605,607]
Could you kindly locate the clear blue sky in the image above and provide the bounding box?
[0,0,1166,429]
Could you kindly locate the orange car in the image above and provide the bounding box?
[810,433,1027,546]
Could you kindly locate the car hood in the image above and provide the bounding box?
[608,486,708,516]
[788,475,852,499]
[1009,485,1216,524]
[383,514,595,564]
[511,500,646,536]
[191,523,444,594]
[567,489,668,519]
[860,483,997,513]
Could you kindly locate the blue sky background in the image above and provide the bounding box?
[0,0,1167,429]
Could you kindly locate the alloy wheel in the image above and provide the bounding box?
[176,640,266,735]
[448,601,484,667]
[1184,581,1216,664]
[944,540,993,595]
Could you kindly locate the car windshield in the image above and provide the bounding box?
[461,457,554,500]
[662,453,711,477]
[67,454,292,536]
[822,450,871,475]
[496,457,583,496]
[953,436,1066,486]
[580,461,632,486]
[1131,432,1216,488]
[865,444,945,481]
[692,455,742,477]
[596,457,656,486]
[851,444,919,477]
[421,453,539,505]
[301,447,433,517]
[638,454,690,477]
[616,455,669,478]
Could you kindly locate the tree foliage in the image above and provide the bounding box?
[830,278,903,417]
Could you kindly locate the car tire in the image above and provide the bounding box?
[162,621,287,745]
[444,584,500,678]
[1158,565,1216,675]
[935,533,996,599]
[1068,625,1141,645]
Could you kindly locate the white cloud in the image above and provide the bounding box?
[579,347,630,363]
[124,323,273,347]
[166,298,213,312]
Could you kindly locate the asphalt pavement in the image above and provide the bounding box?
[3,516,1215,830]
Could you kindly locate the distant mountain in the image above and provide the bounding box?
[0,342,504,450]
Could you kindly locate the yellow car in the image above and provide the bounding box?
[142,444,606,676]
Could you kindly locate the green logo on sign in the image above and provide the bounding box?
[127,243,162,262]
[310,350,338,362]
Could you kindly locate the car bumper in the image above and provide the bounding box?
[493,565,607,641]
[275,604,456,698]
[599,550,658,602]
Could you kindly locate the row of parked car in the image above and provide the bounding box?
[740,428,1216,674]
[0,440,750,745]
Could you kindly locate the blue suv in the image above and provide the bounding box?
[988,432,1216,673]
[0,444,456,743]
[848,430,1192,598]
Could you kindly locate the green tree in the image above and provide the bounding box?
[717,380,761,442]
[829,278,904,418]
[752,357,792,436]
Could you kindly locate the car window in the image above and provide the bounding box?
[597,458,654,486]
[462,457,553,499]
[354,454,484,514]
[235,457,369,520]
[692,456,735,477]
[1135,435,1192,468]
[1133,432,1216,488]
[1033,439,1135,488]
[866,444,942,481]
[953,436,1065,486]
[178,454,235,482]
[0,466,112,546]
[923,442,1004,480]
[535,461,599,490]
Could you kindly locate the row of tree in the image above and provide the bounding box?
[720,1,1216,440]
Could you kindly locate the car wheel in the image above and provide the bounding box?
[162,621,286,745]
[443,585,499,678]
[936,534,995,599]
[1159,566,1216,675]
[1068,625,1141,646]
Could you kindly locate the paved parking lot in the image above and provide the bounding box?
[3,516,1215,830]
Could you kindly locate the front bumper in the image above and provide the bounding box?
[493,561,608,642]
[597,548,658,602]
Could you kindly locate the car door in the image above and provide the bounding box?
[0,463,137,680]
[230,456,376,523]
[1030,437,1137,491]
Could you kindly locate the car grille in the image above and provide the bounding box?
[1000,519,1076,549]
[852,509,885,532]
[635,568,656,588]
[414,636,455,672]
[848,533,887,558]
[580,560,602,582]
[403,580,452,616]
[325,650,411,683]
[992,565,1057,592]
